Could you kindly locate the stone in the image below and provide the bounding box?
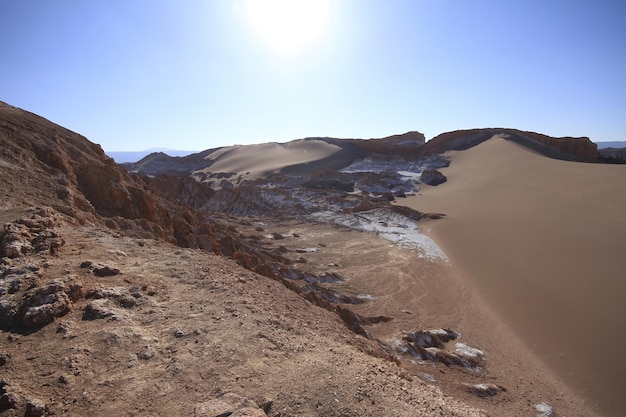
[25,398,46,417]
[535,402,556,417]
[20,280,72,327]
[83,299,118,320]
[90,263,120,277]
[420,169,447,186]
[0,380,19,411]
[465,383,506,398]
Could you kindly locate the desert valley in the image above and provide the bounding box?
[1,100,625,417]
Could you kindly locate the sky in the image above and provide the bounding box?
[1,0,625,151]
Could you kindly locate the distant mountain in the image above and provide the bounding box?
[596,141,626,149]
[107,148,198,163]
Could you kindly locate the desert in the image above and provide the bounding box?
[1,101,624,416]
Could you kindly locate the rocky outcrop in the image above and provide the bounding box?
[0,207,65,259]
[0,271,83,329]
[390,329,486,371]
[19,279,80,327]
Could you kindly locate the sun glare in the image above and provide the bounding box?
[245,0,332,54]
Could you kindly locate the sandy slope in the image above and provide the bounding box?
[403,137,626,416]
[199,139,340,179]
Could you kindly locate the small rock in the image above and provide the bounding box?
[535,402,556,417]
[0,353,9,366]
[79,261,93,268]
[0,391,18,411]
[25,398,46,417]
[417,372,436,382]
[91,263,120,277]
[465,383,506,398]
[174,329,185,338]
[0,380,18,411]
[83,299,118,320]
[81,261,120,276]
[138,346,156,360]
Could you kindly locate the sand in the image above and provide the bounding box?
[402,137,626,416]
[200,139,340,179]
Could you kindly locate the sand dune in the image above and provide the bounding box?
[404,137,626,416]
[199,139,340,179]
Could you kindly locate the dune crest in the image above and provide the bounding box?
[198,139,341,180]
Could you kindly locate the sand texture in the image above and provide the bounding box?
[199,139,341,180]
[404,137,626,416]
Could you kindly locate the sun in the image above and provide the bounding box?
[245,0,332,54]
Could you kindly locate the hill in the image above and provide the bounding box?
[107,149,198,164]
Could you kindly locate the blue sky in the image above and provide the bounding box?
[1,0,625,151]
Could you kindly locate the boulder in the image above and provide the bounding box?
[420,169,447,186]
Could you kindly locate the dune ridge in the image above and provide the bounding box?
[404,138,626,416]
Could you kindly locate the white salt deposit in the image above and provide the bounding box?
[309,209,448,262]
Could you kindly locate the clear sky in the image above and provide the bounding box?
[1,1,625,151]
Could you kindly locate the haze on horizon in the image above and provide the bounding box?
[1,0,625,152]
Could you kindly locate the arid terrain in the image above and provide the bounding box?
[1,100,623,416]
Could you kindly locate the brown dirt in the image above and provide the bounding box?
[1,213,488,417]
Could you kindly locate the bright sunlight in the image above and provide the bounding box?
[245,0,333,54]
